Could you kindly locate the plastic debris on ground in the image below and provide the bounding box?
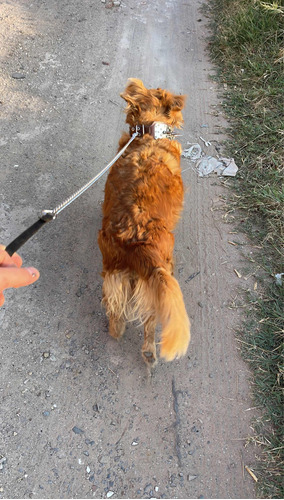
[199,136,211,147]
[182,140,238,177]
[275,273,284,286]
[182,144,202,162]
[197,156,238,177]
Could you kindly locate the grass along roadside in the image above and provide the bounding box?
[207,0,283,497]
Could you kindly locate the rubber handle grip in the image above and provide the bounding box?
[5,218,47,256]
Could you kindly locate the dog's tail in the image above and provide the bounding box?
[132,268,190,361]
[150,268,190,361]
[102,268,190,361]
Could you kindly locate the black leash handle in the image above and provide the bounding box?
[5,212,54,257]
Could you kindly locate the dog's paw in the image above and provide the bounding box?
[108,315,126,339]
[142,346,157,366]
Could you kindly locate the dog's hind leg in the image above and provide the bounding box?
[142,315,157,366]
[108,312,126,339]
[102,271,130,340]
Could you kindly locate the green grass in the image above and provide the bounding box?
[208,0,284,497]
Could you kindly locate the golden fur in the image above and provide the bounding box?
[98,79,190,365]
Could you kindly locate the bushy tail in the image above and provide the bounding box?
[149,268,190,361]
[103,268,190,361]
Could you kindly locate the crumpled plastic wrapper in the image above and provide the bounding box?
[197,156,238,177]
[182,141,239,177]
[182,144,202,162]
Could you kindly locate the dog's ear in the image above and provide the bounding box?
[169,94,186,111]
[120,94,141,112]
[120,78,159,111]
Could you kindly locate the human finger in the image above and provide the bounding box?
[0,267,40,290]
[0,249,23,268]
[11,253,23,268]
[0,249,7,265]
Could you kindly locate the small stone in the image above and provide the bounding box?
[43,411,50,417]
[187,474,197,481]
[85,438,95,446]
[43,352,50,358]
[98,455,107,465]
[132,441,138,446]
[72,426,84,435]
[155,486,159,492]
[12,73,26,79]
[191,425,199,433]
[50,354,57,362]
[106,492,114,498]
[144,484,152,493]
[86,466,91,473]
[113,0,120,5]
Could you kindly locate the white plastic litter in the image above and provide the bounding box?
[275,273,284,286]
[199,136,212,147]
[197,156,238,177]
[182,144,202,162]
[220,157,239,177]
[197,156,221,177]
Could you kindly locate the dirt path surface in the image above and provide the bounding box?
[1,1,257,498]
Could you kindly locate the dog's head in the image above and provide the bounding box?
[120,79,186,129]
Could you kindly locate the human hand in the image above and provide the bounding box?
[0,245,40,306]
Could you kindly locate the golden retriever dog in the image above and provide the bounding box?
[98,79,190,367]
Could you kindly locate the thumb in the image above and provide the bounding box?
[1,267,40,290]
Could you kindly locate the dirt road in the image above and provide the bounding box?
[1,0,257,498]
